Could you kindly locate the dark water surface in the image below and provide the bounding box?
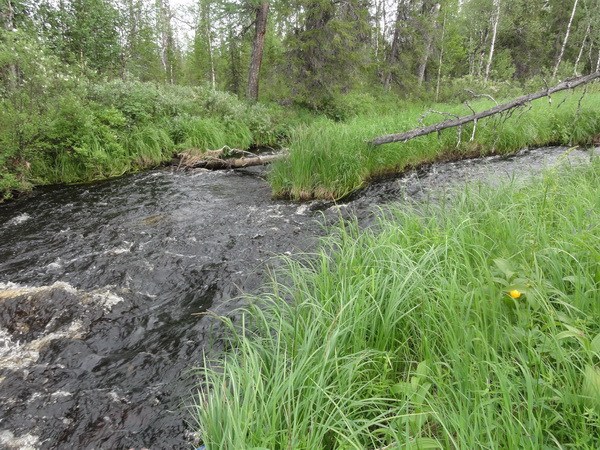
[0,147,596,449]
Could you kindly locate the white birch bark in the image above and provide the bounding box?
[3,0,18,87]
[553,0,579,78]
[484,0,500,82]
[435,13,446,101]
[205,10,215,89]
[573,22,590,75]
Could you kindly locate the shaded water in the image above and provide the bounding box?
[0,147,596,449]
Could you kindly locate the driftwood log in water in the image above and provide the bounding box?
[177,149,286,170]
[370,71,600,146]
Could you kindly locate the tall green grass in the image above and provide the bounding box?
[195,159,600,449]
[270,89,600,200]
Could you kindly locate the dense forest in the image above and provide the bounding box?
[1,0,600,200]
[4,0,600,99]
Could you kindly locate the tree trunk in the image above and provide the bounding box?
[417,3,441,86]
[484,0,501,82]
[228,29,241,95]
[157,0,176,83]
[573,22,590,75]
[383,0,409,90]
[370,71,600,146]
[246,1,269,101]
[177,151,285,169]
[2,0,18,89]
[435,13,446,102]
[374,0,381,60]
[596,48,600,72]
[553,0,579,78]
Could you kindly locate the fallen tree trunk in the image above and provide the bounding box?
[370,71,600,146]
[177,150,286,170]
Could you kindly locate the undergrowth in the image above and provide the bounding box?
[270,89,600,200]
[0,80,288,200]
[195,159,600,449]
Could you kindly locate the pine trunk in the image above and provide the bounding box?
[246,1,269,101]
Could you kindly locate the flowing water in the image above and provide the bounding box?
[0,147,597,449]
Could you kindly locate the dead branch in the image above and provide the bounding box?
[370,71,600,146]
[464,89,498,105]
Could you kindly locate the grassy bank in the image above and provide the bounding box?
[270,89,600,200]
[3,79,599,203]
[195,159,600,449]
[0,80,295,201]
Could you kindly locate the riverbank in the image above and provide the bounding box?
[3,82,599,203]
[1,146,596,448]
[0,80,296,202]
[195,158,600,448]
[270,89,600,200]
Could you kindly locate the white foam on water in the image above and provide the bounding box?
[5,213,31,226]
[105,240,133,255]
[295,204,309,215]
[90,289,124,311]
[0,281,22,290]
[0,321,84,371]
[50,391,73,398]
[46,259,63,271]
[0,430,40,450]
[0,281,124,374]
[0,281,120,310]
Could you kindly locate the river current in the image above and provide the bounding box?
[0,147,597,449]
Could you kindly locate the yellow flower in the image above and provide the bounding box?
[508,289,522,299]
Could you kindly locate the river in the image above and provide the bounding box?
[0,146,596,449]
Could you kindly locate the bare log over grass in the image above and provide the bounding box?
[177,149,286,170]
[370,71,600,146]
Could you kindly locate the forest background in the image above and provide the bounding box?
[1,0,599,200]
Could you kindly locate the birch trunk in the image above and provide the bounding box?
[484,0,501,82]
[246,1,270,101]
[435,13,446,102]
[206,5,216,89]
[2,0,18,88]
[371,71,600,146]
[573,22,590,75]
[157,0,176,83]
[553,0,579,78]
